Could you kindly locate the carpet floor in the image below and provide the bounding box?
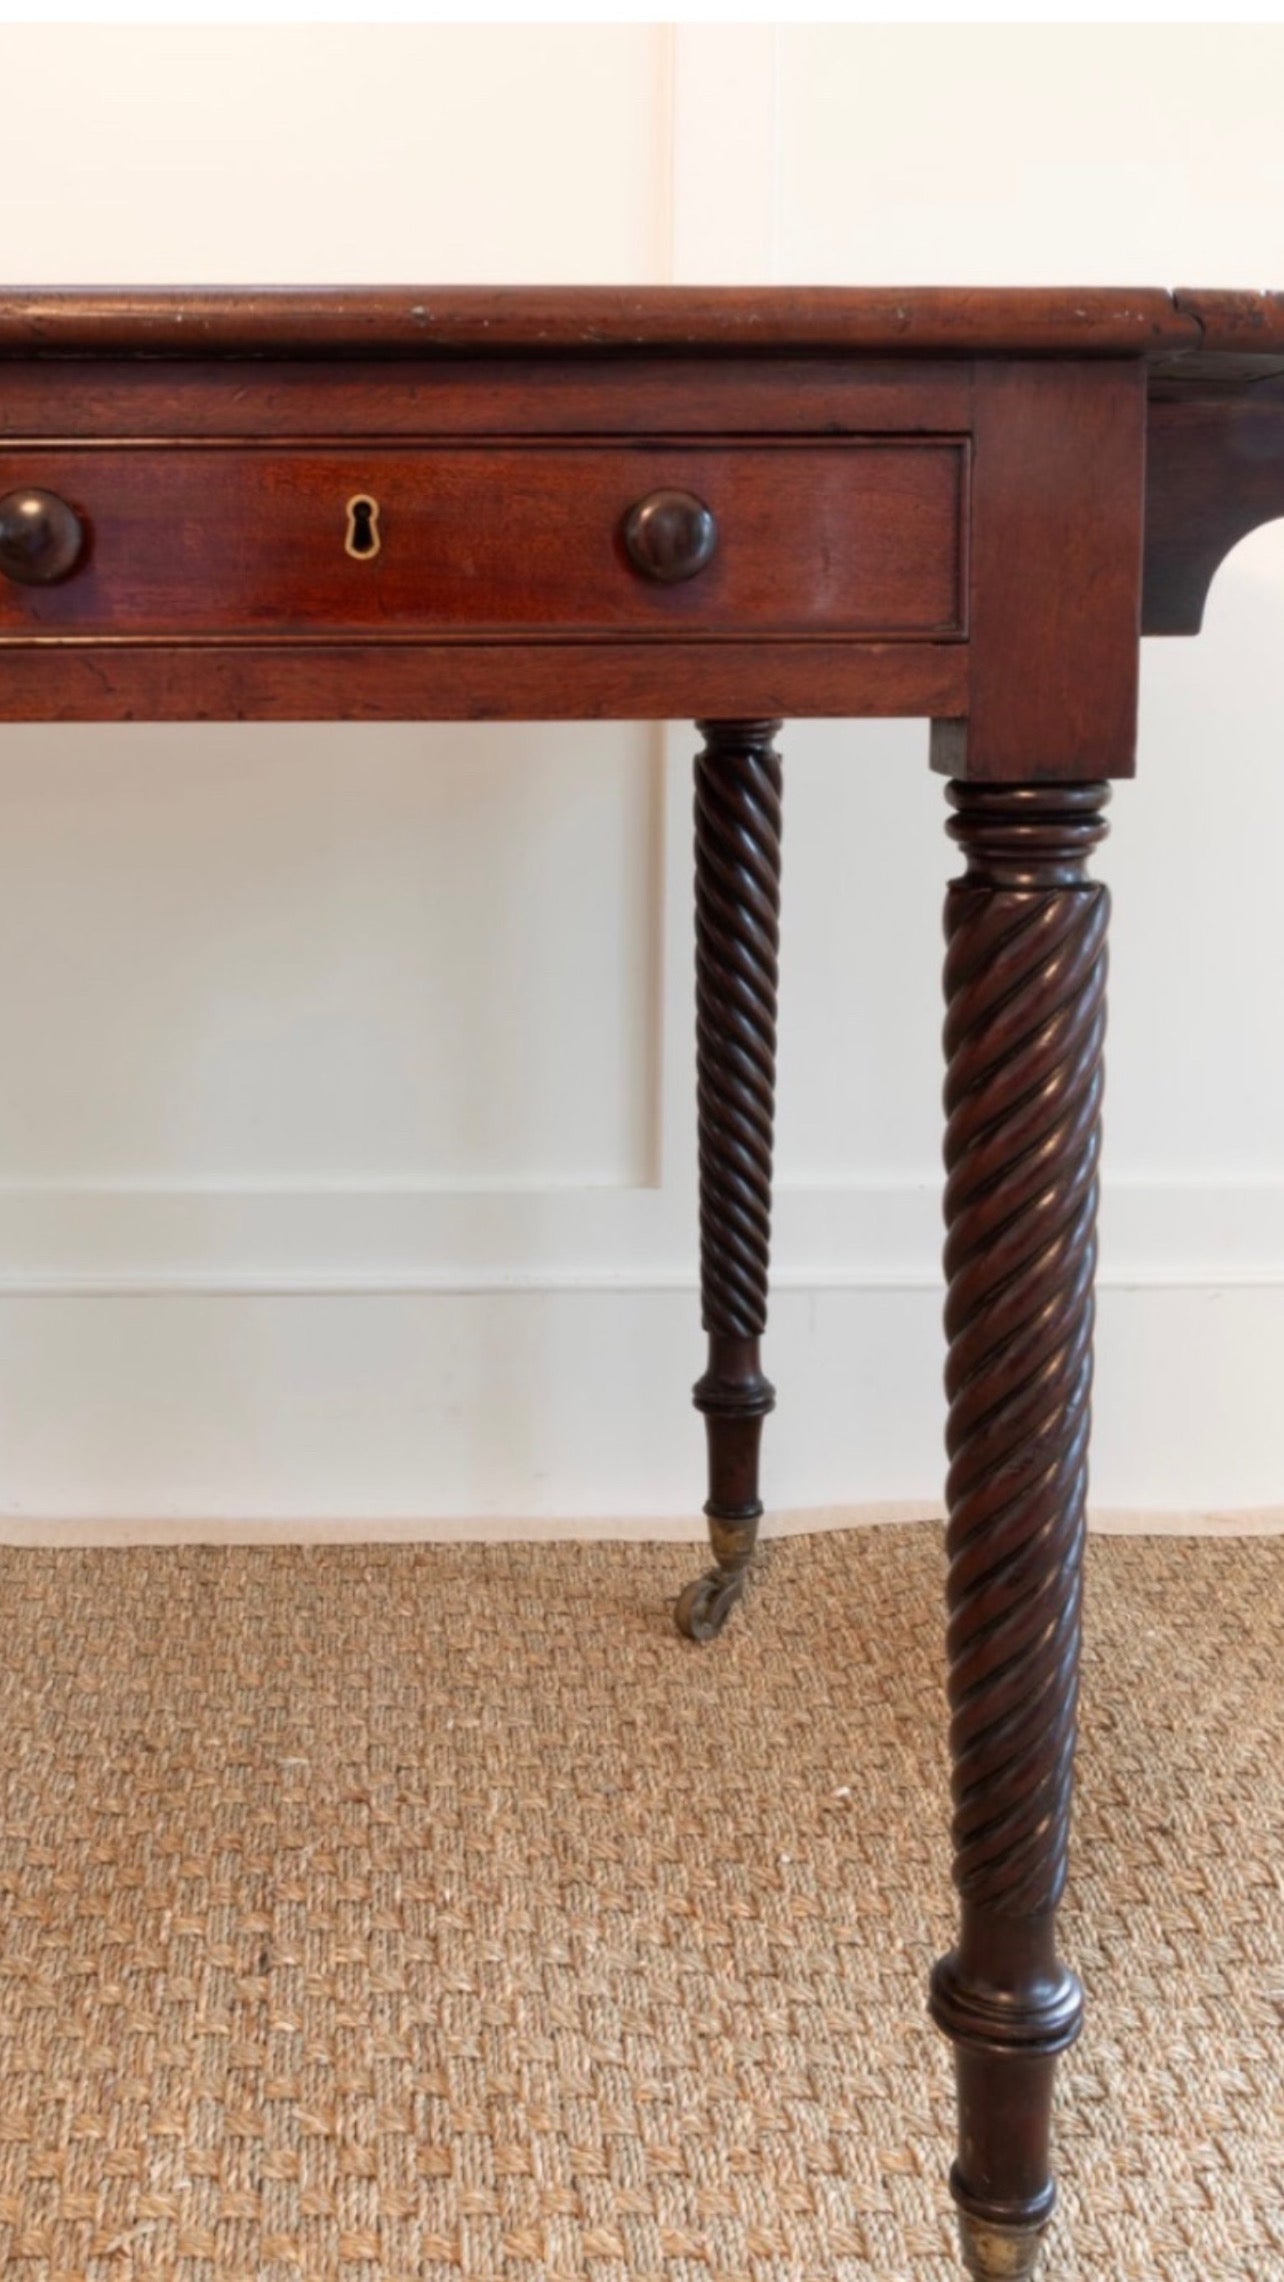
[0,1526,1280,2282]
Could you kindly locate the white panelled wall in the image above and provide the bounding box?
[0,24,1281,1537]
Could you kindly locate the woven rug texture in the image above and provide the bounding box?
[0,1525,1280,2282]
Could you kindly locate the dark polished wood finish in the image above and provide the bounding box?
[677,719,783,1641]
[0,487,85,585]
[1143,395,1284,633]
[929,782,1109,2279]
[0,284,1274,2280]
[1,281,1278,357]
[929,363,1145,781]
[0,440,964,643]
[622,487,720,585]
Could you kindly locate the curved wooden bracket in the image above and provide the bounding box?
[1143,393,1284,633]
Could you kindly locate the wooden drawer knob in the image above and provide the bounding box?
[0,489,85,585]
[623,489,718,584]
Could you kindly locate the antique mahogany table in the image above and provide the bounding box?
[1,283,1280,2278]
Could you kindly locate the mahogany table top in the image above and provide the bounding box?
[0,284,1280,381]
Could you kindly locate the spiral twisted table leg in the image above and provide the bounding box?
[928,781,1110,2279]
[676,719,783,1642]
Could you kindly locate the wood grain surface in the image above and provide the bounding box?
[0,284,1277,367]
[0,440,965,645]
[932,362,1146,780]
[0,283,1266,361]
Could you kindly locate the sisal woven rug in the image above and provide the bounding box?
[0,1526,1280,2282]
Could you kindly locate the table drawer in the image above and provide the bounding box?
[0,442,965,643]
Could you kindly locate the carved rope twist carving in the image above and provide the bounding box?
[694,721,783,1340]
[942,784,1109,1919]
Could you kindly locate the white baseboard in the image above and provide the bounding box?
[0,1282,1277,1531]
[0,1501,1278,1549]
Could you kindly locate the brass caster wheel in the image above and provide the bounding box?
[674,1566,744,1641]
[957,2215,1047,2281]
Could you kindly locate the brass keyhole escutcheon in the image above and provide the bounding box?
[344,494,381,561]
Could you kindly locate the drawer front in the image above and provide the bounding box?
[0,442,965,643]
